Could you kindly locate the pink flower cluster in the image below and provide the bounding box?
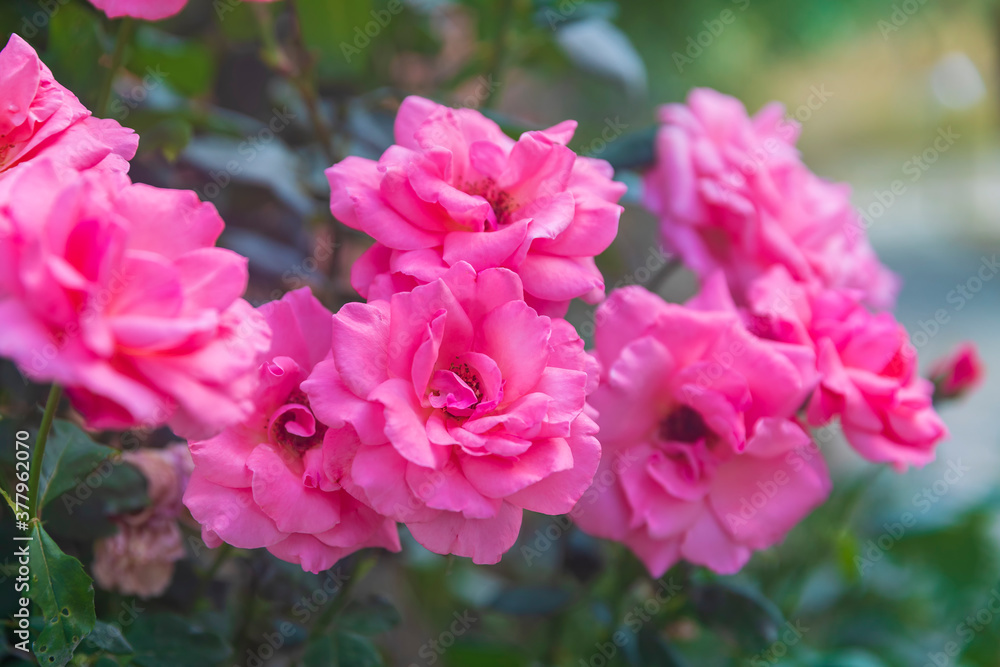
[643,88,899,310]
[185,97,616,570]
[184,288,401,573]
[0,35,270,439]
[570,88,953,575]
[328,96,626,316]
[0,32,967,580]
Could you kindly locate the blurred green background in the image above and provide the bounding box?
[2,0,1000,665]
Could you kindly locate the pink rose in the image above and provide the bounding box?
[184,288,401,574]
[93,443,193,598]
[745,267,948,470]
[93,521,186,598]
[643,88,897,310]
[121,443,194,525]
[327,96,626,316]
[87,0,278,21]
[929,342,984,400]
[0,160,270,439]
[0,35,137,179]
[573,285,829,576]
[302,262,601,564]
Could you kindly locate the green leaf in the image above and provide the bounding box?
[443,639,527,667]
[38,420,116,510]
[43,460,147,541]
[336,631,383,667]
[301,635,334,667]
[81,621,133,656]
[637,628,688,667]
[295,0,374,79]
[44,2,105,107]
[340,595,401,636]
[689,581,784,654]
[490,586,573,616]
[126,614,231,667]
[303,631,383,667]
[29,523,97,667]
[128,27,216,99]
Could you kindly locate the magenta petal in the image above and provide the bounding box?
[405,459,501,519]
[406,501,523,564]
[247,445,342,534]
[183,474,283,549]
[332,300,391,398]
[478,299,551,401]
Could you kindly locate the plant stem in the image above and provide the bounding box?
[96,17,136,118]
[254,2,338,164]
[308,554,378,641]
[205,543,235,581]
[27,384,62,519]
[481,0,514,108]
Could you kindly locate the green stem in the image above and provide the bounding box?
[96,17,136,118]
[27,384,62,519]
[308,554,378,641]
[205,543,235,581]
[254,2,338,164]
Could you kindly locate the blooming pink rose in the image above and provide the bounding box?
[301,262,601,564]
[93,443,193,598]
[87,0,277,21]
[184,288,401,574]
[743,267,948,470]
[643,88,897,310]
[573,285,829,576]
[0,35,137,179]
[327,96,627,316]
[0,160,270,439]
[929,342,984,400]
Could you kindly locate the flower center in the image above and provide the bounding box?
[268,389,327,453]
[466,179,516,230]
[0,136,13,170]
[451,361,483,403]
[659,405,709,444]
